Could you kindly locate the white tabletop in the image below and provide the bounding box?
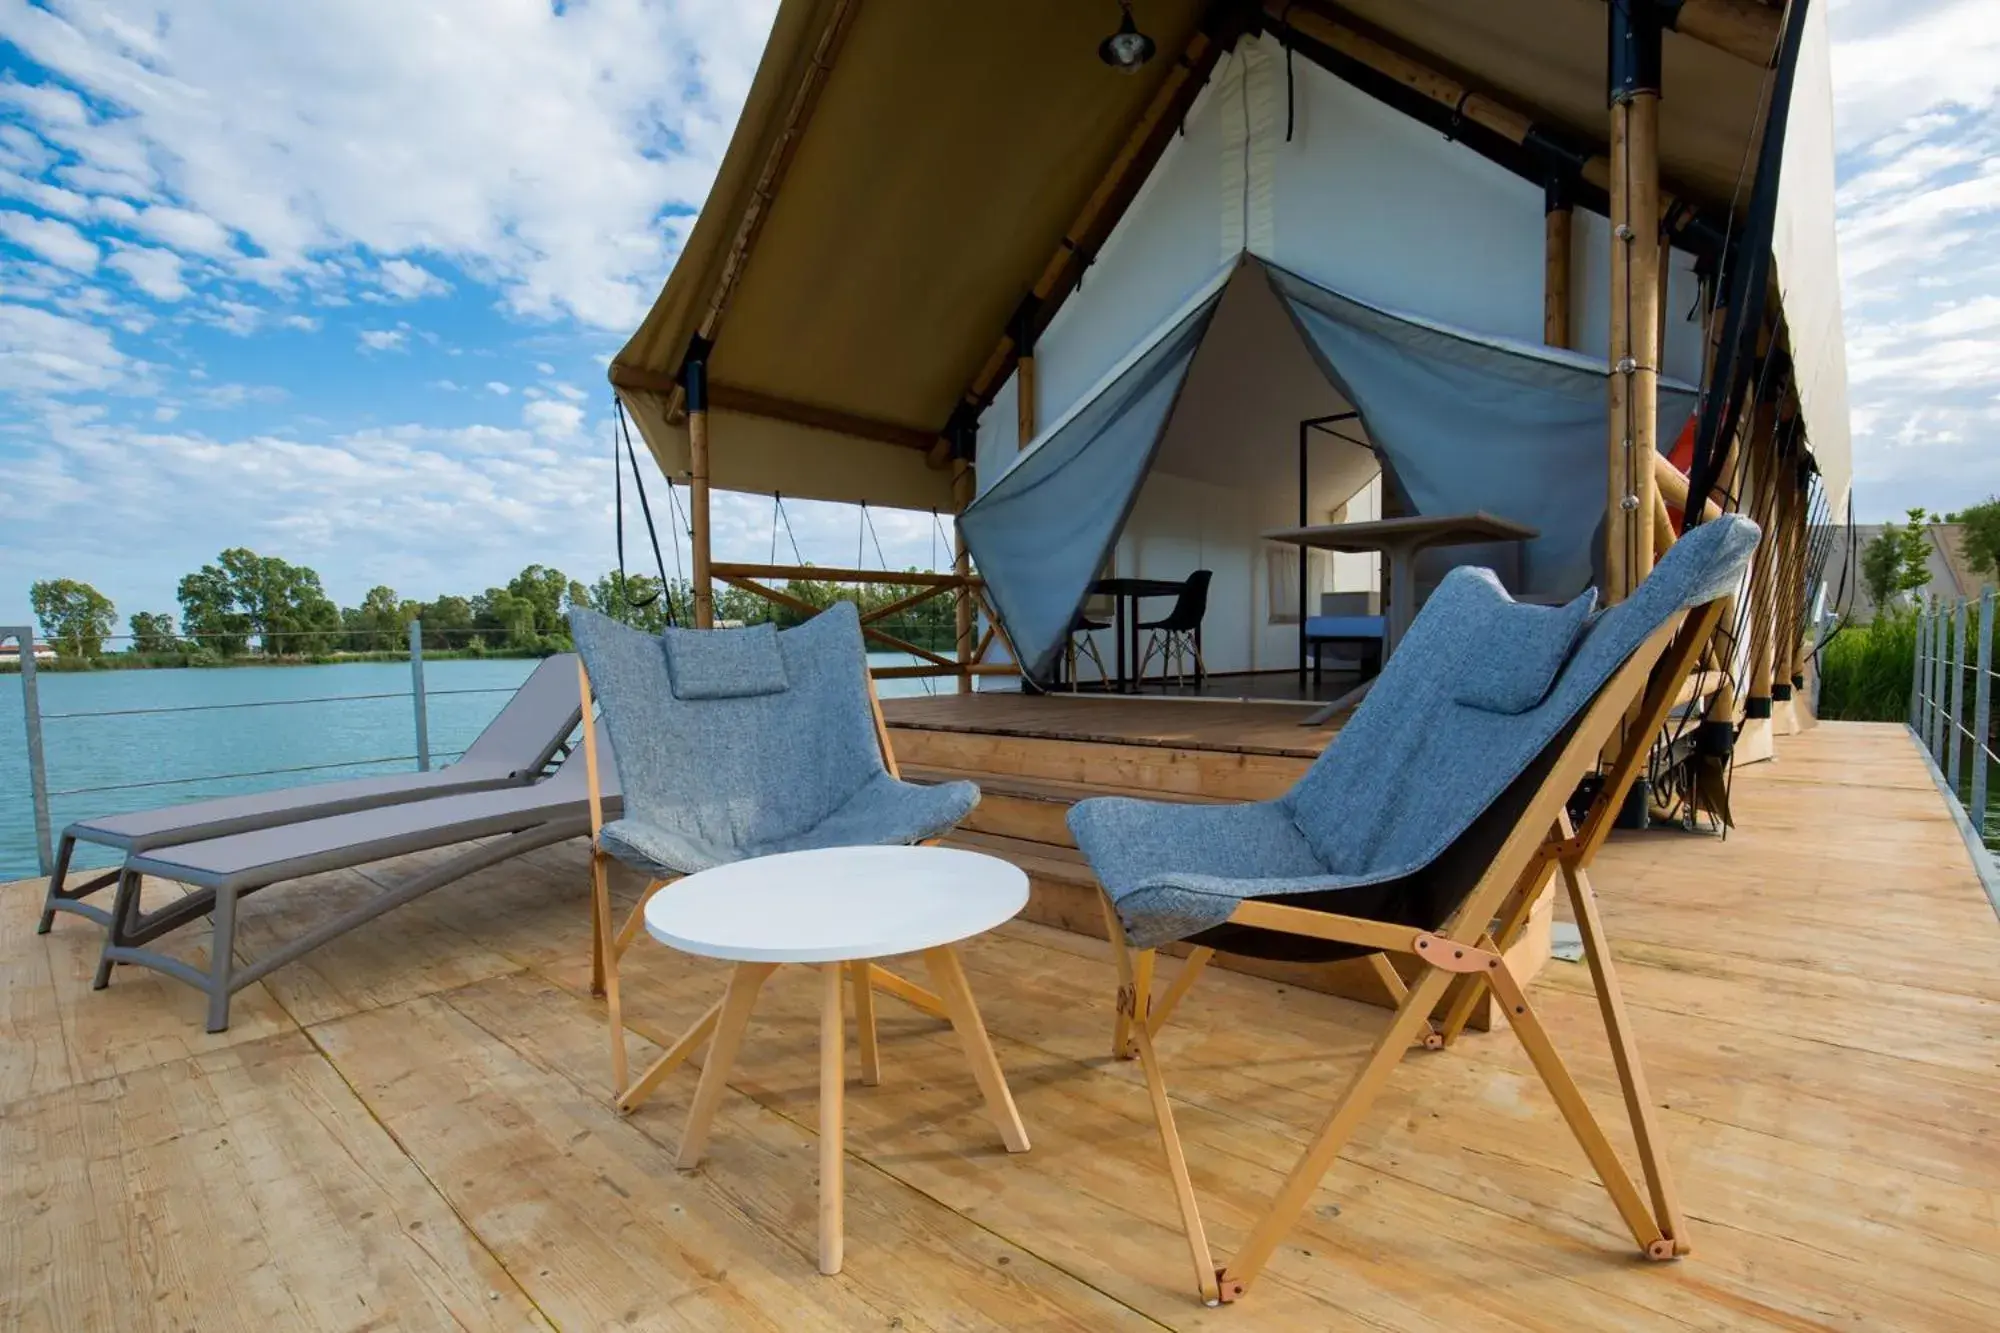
[644,845,1030,964]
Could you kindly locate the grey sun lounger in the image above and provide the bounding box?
[39,652,586,934]
[93,726,620,1032]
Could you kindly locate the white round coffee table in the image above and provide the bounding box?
[643,844,1030,1275]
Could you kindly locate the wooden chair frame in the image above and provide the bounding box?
[577,659,952,1113]
[1099,601,1724,1304]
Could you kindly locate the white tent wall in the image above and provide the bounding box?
[965,29,1726,688]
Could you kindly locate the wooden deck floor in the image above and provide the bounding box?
[4,722,1997,1330]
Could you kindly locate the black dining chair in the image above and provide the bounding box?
[1064,609,1112,690]
[1137,570,1212,691]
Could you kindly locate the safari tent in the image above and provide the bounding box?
[610,0,1848,730]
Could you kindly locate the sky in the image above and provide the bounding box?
[0,0,1995,630]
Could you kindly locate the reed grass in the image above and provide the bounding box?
[1816,611,1918,722]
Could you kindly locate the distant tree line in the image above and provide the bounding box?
[21,548,959,667]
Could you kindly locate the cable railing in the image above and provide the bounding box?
[2,620,518,877]
[1909,589,1997,853]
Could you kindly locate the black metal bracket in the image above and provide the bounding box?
[677,333,713,412]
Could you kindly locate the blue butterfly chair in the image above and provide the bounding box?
[569,600,979,1111]
[1069,516,1760,1304]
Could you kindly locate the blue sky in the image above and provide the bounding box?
[1,0,1996,630]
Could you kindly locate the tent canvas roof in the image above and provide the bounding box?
[613,0,1847,515]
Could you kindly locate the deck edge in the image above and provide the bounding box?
[1906,724,2000,919]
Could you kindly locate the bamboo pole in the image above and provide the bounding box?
[1605,4,1663,604]
[1740,408,1784,717]
[1544,191,1573,349]
[1621,0,1784,66]
[1273,2,1704,228]
[954,460,974,695]
[686,355,715,628]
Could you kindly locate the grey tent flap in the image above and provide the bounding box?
[1266,262,1697,598]
[963,255,1700,684]
[960,293,1221,681]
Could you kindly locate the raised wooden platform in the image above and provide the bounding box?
[5,723,1998,1329]
[886,692,1546,1023]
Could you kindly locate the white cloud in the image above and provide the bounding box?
[1829,1,2000,516]
[377,257,450,300]
[130,204,235,257]
[0,0,777,329]
[0,208,99,271]
[0,301,144,396]
[484,380,510,395]
[279,313,319,331]
[523,397,584,440]
[0,409,942,627]
[104,242,186,300]
[358,327,408,353]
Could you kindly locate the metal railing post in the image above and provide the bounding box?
[6,627,55,875]
[1975,589,1994,841]
[1911,607,1927,729]
[1949,599,1968,795]
[408,619,430,772]
[1931,601,1948,761]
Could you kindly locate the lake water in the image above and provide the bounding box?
[0,654,966,881]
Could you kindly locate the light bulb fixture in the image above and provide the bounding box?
[1098,1,1156,73]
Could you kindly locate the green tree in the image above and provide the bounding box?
[1861,508,1934,611]
[505,564,573,640]
[1958,497,2000,583]
[177,564,249,656]
[128,611,178,654]
[178,548,339,656]
[345,584,405,652]
[587,571,680,633]
[418,594,474,650]
[30,578,116,659]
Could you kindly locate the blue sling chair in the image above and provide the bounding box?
[1069,515,1760,1305]
[568,600,979,1113]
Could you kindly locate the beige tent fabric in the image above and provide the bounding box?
[615,0,1847,514]
[612,0,1207,511]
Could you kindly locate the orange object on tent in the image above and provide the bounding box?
[1663,414,1698,535]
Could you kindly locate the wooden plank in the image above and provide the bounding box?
[228,865,525,1028]
[0,879,73,1105]
[0,1032,538,1330]
[36,876,293,1086]
[330,971,1156,1330]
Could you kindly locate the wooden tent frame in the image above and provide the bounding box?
[1095,598,1723,1304]
[575,658,952,1114]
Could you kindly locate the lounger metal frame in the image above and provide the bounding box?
[38,654,583,936]
[1097,600,1723,1305]
[96,808,591,1033]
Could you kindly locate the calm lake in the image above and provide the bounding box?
[0,654,961,881]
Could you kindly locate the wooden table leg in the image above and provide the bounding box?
[819,961,846,1275]
[677,962,775,1170]
[849,960,881,1086]
[923,945,1030,1153]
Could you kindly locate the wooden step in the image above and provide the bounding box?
[889,725,1306,802]
[903,764,1219,849]
[933,829,1530,1029]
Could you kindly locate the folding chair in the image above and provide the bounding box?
[1069,516,1758,1304]
[569,601,979,1113]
